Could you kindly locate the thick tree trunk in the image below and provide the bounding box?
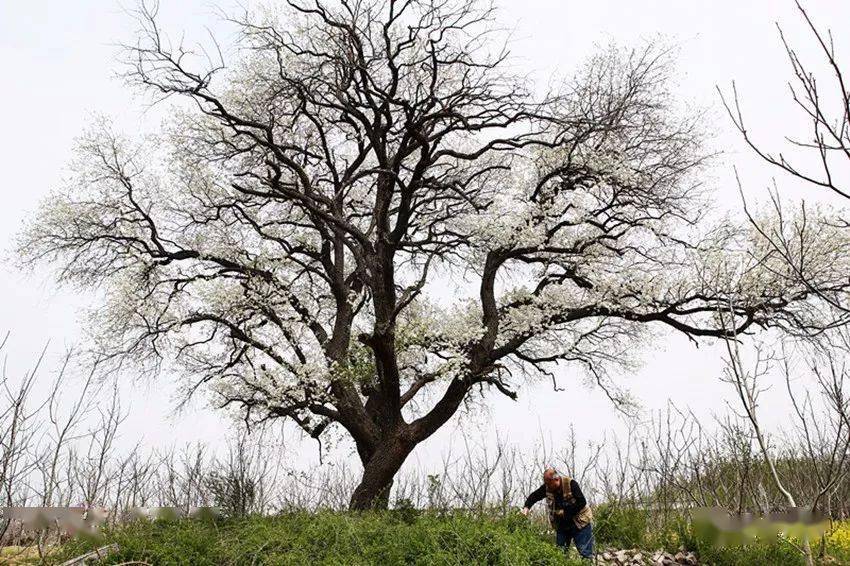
[352,478,393,511]
[349,436,413,510]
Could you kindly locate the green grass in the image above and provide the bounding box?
[43,510,850,565]
[50,511,584,565]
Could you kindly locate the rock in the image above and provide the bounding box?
[591,547,698,566]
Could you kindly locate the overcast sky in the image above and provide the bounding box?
[2,0,849,476]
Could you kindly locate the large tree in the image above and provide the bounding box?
[20,0,850,509]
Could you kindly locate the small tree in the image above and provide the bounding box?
[721,0,850,321]
[19,0,850,509]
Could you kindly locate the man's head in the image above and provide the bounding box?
[543,467,561,491]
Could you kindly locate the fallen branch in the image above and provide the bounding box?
[59,543,119,566]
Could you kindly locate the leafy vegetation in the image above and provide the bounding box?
[40,512,850,565]
[50,512,581,565]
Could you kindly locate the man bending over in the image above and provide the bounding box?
[522,468,594,559]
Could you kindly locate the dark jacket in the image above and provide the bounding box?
[524,478,590,528]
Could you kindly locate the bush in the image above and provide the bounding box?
[593,503,650,549]
[692,538,805,566]
[683,520,811,566]
[827,520,850,563]
[205,470,257,519]
[391,497,422,525]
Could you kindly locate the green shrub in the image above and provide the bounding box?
[391,497,422,525]
[693,538,806,566]
[681,520,811,566]
[593,503,649,549]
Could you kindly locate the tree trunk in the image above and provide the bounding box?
[349,436,412,510]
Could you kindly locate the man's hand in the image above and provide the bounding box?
[520,507,530,516]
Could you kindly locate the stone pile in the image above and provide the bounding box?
[593,548,699,565]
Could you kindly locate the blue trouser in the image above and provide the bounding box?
[556,521,594,559]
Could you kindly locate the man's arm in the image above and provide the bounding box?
[562,479,587,519]
[522,484,547,511]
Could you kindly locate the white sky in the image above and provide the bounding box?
[2,0,849,477]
